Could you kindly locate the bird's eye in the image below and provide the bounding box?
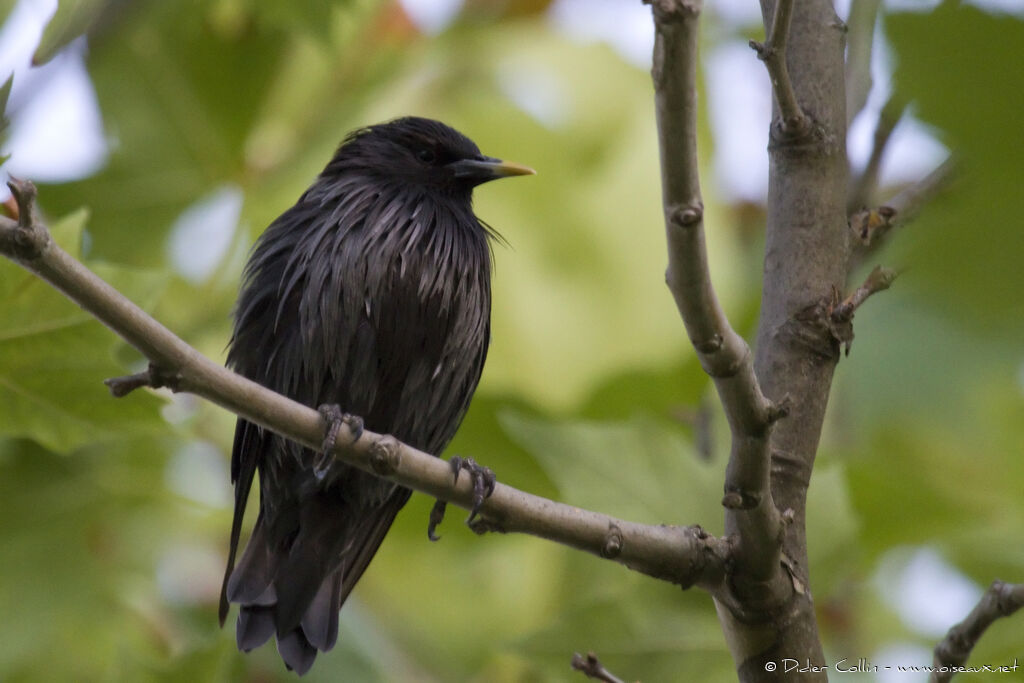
[416,148,436,163]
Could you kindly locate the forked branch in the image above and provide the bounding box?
[750,0,808,136]
[0,179,731,589]
[931,580,1024,683]
[649,0,785,584]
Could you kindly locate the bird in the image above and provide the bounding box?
[218,116,533,675]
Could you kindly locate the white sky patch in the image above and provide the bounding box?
[167,185,242,284]
[874,546,982,638]
[710,0,766,26]
[885,0,942,11]
[0,0,107,184]
[497,61,569,129]
[847,21,949,187]
[164,440,231,508]
[966,0,1024,15]
[398,0,464,35]
[547,0,654,69]
[705,41,771,202]
[850,110,949,186]
[0,0,55,74]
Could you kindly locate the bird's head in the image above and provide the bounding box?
[329,117,534,196]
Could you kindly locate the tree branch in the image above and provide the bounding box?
[885,156,955,229]
[571,652,627,683]
[742,0,851,677]
[844,0,881,127]
[832,265,896,322]
[930,580,1024,683]
[827,265,897,355]
[0,179,731,589]
[750,0,809,137]
[649,0,784,589]
[849,156,955,258]
[848,95,906,213]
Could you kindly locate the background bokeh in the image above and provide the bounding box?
[0,1,1021,681]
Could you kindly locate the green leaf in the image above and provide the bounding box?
[0,0,19,34]
[0,210,169,452]
[500,412,722,527]
[887,4,1024,335]
[0,72,12,135]
[515,587,733,683]
[805,464,860,596]
[32,0,111,65]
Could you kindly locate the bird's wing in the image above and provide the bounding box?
[219,416,261,626]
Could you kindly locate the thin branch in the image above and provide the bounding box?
[832,265,896,322]
[750,0,808,136]
[828,265,897,355]
[930,580,1024,683]
[0,179,732,589]
[649,1,784,584]
[848,95,906,213]
[844,0,881,127]
[571,652,627,683]
[849,156,955,263]
[885,156,955,228]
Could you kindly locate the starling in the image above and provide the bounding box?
[219,117,532,674]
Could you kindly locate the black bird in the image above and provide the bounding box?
[219,117,532,674]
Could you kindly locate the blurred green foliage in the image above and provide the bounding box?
[0,0,1021,680]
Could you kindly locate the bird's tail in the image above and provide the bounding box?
[224,496,345,676]
[223,487,410,676]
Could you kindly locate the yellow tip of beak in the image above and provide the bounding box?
[492,160,536,177]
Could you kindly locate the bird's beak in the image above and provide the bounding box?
[448,156,536,185]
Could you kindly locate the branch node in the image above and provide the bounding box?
[721,489,761,510]
[601,524,623,559]
[669,202,704,228]
[645,0,701,23]
[849,205,897,246]
[766,395,792,424]
[781,508,796,525]
[748,39,771,60]
[467,516,505,535]
[777,114,811,138]
[2,177,50,260]
[9,177,37,228]
[369,435,402,476]
[571,651,627,683]
[693,333,723,354]
[827,266,898,355]
[104,362,181,397]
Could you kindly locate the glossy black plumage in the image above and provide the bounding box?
[219,117,530,674]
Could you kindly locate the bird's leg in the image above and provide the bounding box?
[426,457,496,541]
[314,404,364,480]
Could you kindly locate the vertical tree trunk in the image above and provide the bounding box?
[732,0,851,678]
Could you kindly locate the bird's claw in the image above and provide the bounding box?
[314,404,364,480]
[427,499,447,542]
[450,456,496,525]
[425,456,496,540]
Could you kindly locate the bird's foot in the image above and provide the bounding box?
[313,404,364,480]
[426,456,496,542]
[451,457,496,524]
